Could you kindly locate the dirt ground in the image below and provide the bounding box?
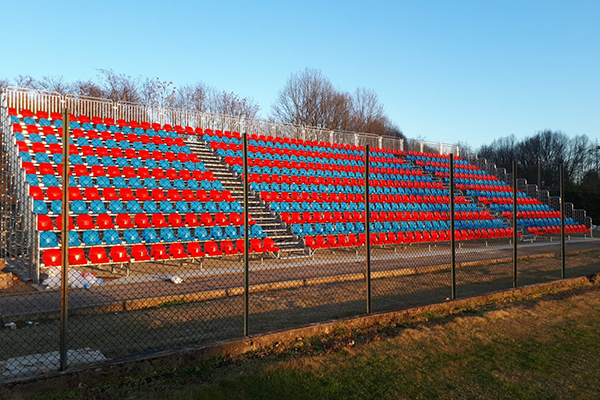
[1,249,599,370]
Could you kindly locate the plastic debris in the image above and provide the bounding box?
[170,276,183,284]
[42,267,105,289]
[4,322,16,330]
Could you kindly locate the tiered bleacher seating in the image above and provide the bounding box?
[204,134,514,250]
[10,108,276,268]
[407,151,589,235]
[8,106,589,265]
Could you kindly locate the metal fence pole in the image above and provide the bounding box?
[365,145,371,314]
[560,164,566,279]
[512,161,518,288]
[449,154,456,299]
[242,132,250,336]
[60,109,70,371]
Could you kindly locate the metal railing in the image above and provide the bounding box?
[4,87,464,155]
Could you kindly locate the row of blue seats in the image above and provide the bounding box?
[405,155,469,165]
[208,136,364,156]
[18,132,192,154]
[243,151,364,165]
[251,182,364,194]
[28,175,224,191]
[466,190,526,198]
[14,117,181,139]
[292,222,364,236]
[253,182,447,196]
[517,218,577,227]
[269,201,476,213]
[240,165,366,179]
[271,201,365,213]
[34,199,243,215]
[217,148,370,164]
[453,178,514,187]
[39,225,265,248]
[423,166,486,175]
[489,204,553,212]
[21,153,206,171]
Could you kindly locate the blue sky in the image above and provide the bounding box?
[1,0,598,148]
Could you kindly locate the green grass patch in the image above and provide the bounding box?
[18,281,600,400]
[158,299,188,308]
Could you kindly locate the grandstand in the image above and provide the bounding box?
[0,88,591,284]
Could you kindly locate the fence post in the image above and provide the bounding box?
[449,154,456,299]
[60,109,70,371]
[512,161,518,288]
[365,145,371,314]
[560,164,566,278]
[243,133,250,336]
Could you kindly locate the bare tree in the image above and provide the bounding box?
[96,69,141,103]
[348,87,386,132]
[0,78,10,92]
[271,69,403,137]
[73,79,105,98]
[210,91,260,120]
[175,82,213,112]
[38,75,72,94]
[140,77,177,108]
[271,68,352,129]
[13,75,39,89]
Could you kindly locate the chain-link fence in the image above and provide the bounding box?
[2,107,600,384]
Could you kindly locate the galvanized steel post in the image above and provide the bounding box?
[512,161,518,288]
[449,154,456,299]
[60,109,70,371]
[243,132,250,335]
[560,164,566,278]
[365,145,371,314]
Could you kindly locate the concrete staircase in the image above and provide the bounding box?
[184,138,309,258]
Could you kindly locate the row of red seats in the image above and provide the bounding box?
[245,133,367,152]
[41,237,280,266]
[11,108,208,135]
[25,164,213,183]
[261,191,463,205]
[502,210,562,219]
[19,143,197,165]
[30,187,234,202]
[304,228,514,249]
[478,197,539,205]
[457,183,511,192]
[281,210,492,225]
[528,225,589,235]
[415,160,478,170]
[38,211,252,231]
[248,174,440,190]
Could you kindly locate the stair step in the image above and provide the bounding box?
[185,139,306,256]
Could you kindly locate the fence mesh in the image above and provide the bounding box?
[1,98,600,383]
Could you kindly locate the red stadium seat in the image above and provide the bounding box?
[43,249,62,266]
[221,240,238,255]
[187,242,205,258]
[38,215,54,231]
[69,248,87,265]
[135,214,152,228]
[205,241,222,256]
[89,247,110,264]
[169,243,187,259]
[151,244,170,260]
[110,246,131,263]
[116,214,133,229]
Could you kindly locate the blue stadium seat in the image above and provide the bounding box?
[143,228,159,243]
[40,231,57,247]
[103,229,121,245]
[69,230,82,246]
[83,230,102,246]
